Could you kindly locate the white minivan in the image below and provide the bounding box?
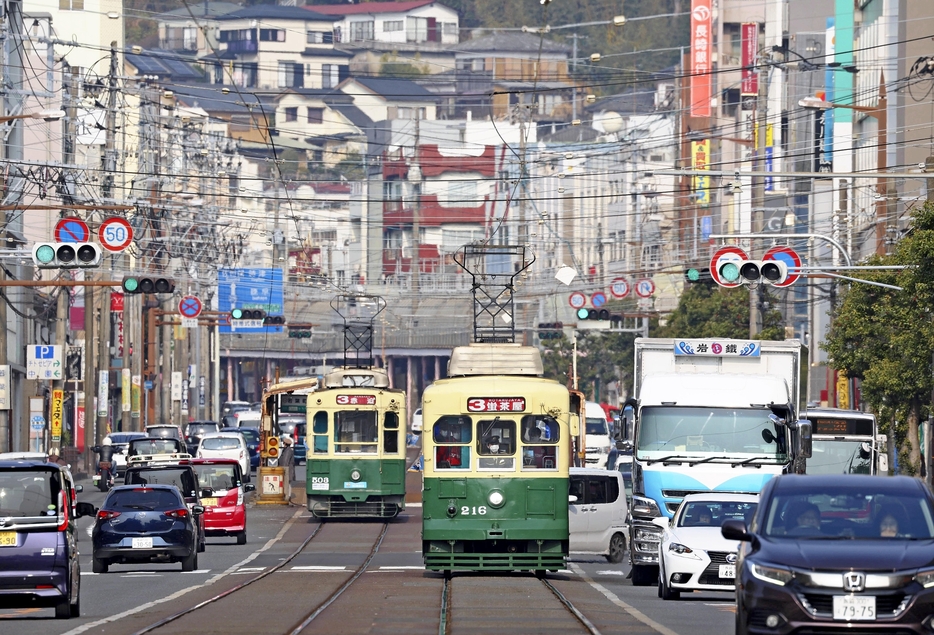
[569,467,628,563]
[584,402,612,468]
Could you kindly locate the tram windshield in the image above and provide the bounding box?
[335,411,378,453]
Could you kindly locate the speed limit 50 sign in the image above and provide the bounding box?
[98,217,133,252]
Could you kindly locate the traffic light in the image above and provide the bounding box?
[122,275,175,294]
[231,308,266,320]
[32,242,102,269]
[576,308,610,320]
[263,315,285,325]
[717,260,788,286]
[265,434,280,460]
[537,322,564,340]
[684,267,713,283]
[288,327,312,338]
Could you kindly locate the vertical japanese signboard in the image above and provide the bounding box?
[122,368,131,412]
[690,0,712,117]
[111,292,124,358]
[692,139,710,206]
[0,365,10,410]
[741,23,759,96]
[51,389,63,442]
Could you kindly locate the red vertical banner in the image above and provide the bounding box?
[690,0,712,117]
[111,292,125,358]
[741,23,759,96]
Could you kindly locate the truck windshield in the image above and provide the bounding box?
[808,439,872,475]
[636,406,786,461]
[586,418,609,435]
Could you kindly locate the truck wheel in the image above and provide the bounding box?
[630,564,658,586]
[605,533,626,563]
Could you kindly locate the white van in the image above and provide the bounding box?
[569,467,628,563]
[584,402,612,468]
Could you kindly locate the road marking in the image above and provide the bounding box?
[405,502,422,508]
[122,574,162,578]
[289,565,346,571]
[60,509,304,635]
[181,570,211,574]
[376,566,424,570]
[596,570,627,576]
[570,563,680,635]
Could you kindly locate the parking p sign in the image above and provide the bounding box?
[27,345,63,380]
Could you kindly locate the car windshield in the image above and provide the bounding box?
[187,425,216,436]
[678,501,757,527]
[126,469,197,497]
[202,437,241,451]
[808,439,873,475]
[586,418,608,435]
[637,406,787,462]
[763,487,934,539]
[239,429,259,443]
[130,439,181,455]
[0,469,60,519]
[192,465,238,490]
[105,488,182,510]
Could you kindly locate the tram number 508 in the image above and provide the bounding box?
[461,506,488,516]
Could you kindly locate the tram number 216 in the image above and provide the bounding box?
[460,506,488,516]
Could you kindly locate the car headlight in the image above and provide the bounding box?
[631,495,661,519]
[668,542,700,559]
[597,446,608,455]
[915,570,934,588]
[635,526,662,541]
[750,563,794,586]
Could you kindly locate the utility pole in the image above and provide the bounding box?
[411,113,420,294]
[83,286,95,473]
[101,41,119,200]
[749,54,769,339]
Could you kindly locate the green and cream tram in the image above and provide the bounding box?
[421,343,577,575]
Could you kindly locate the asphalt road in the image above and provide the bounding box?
[0,462,735,635]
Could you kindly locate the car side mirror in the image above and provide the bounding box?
[192,505,205,515]
[200,488,214,498]
[651,516,669,529]
[721,519,751,542]
[244,484,256,493]
[75,502,97,518]
[75,485,84,493]
[568,495,578,503]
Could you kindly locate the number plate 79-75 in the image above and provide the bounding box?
[833,595,875,621]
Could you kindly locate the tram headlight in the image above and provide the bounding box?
[350,469,362,482]
[488,489,505,508]
[447,505,457,517]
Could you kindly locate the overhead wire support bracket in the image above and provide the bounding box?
[453,244,534,344]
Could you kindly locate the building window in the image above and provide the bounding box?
[164,26,198,51]
[447,181,477,205]
[322,64,339,89]
[307,108,323,124]
[383,20,403,32]
[284,107,298,122]
[306,30,333,44]
[407,16,439,42]
[396,106,426,120]
[443,22,457,35]
[59,0,83,10]
[278,61,304,88]
[259,29,285,42]
[349,21,374,42]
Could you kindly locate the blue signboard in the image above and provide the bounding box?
[218,268,285,334]
[701,216,712,242]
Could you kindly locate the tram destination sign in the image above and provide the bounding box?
[336,394,377,406]
[467,397,526,413]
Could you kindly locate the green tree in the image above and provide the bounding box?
[657,282,784,340]
[824,202,934,474]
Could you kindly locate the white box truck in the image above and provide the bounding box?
[626,338,811,586]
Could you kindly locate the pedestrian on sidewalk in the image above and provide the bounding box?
[280,436,295,502]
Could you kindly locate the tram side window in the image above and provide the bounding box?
[434,416,471,470]
[334,411,378,453]
[383,411,399,454]
[520,415,559,470]
[312,411,328,453]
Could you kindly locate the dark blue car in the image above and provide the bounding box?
[238,427,261,470]
[0,461,95,618]
[91,484,203,573]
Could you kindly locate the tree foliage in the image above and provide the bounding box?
[824,201,934,474]
[656,282,784,341]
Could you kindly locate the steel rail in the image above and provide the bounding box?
[130,523,324,635]
[289,523,389,634]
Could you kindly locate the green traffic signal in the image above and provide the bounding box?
[231,308,244,320]
[123,277,139,292]
[687,268,700,282]
[576,308,589,320]
[35,244,55,265]
[720,262,740,283]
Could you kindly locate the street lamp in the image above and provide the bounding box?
[0,109,65,123]
[798,72,888,255]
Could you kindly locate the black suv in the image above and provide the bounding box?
[124,464,206,553]
[185,421,221,455]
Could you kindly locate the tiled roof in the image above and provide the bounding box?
[216,5,336,21]
[349,76,439,101]
[304,1,438,16]
[452,32,571,54]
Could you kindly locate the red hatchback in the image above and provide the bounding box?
[189,459,254,544]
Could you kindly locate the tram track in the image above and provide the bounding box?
[128,521,389,635]
[438,573,602,635]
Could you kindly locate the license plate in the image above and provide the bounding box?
[201,498,218,507]
[131,537,153,549]
[0,531,16,546]
[833,595,876,621]
[718,564,736,579]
